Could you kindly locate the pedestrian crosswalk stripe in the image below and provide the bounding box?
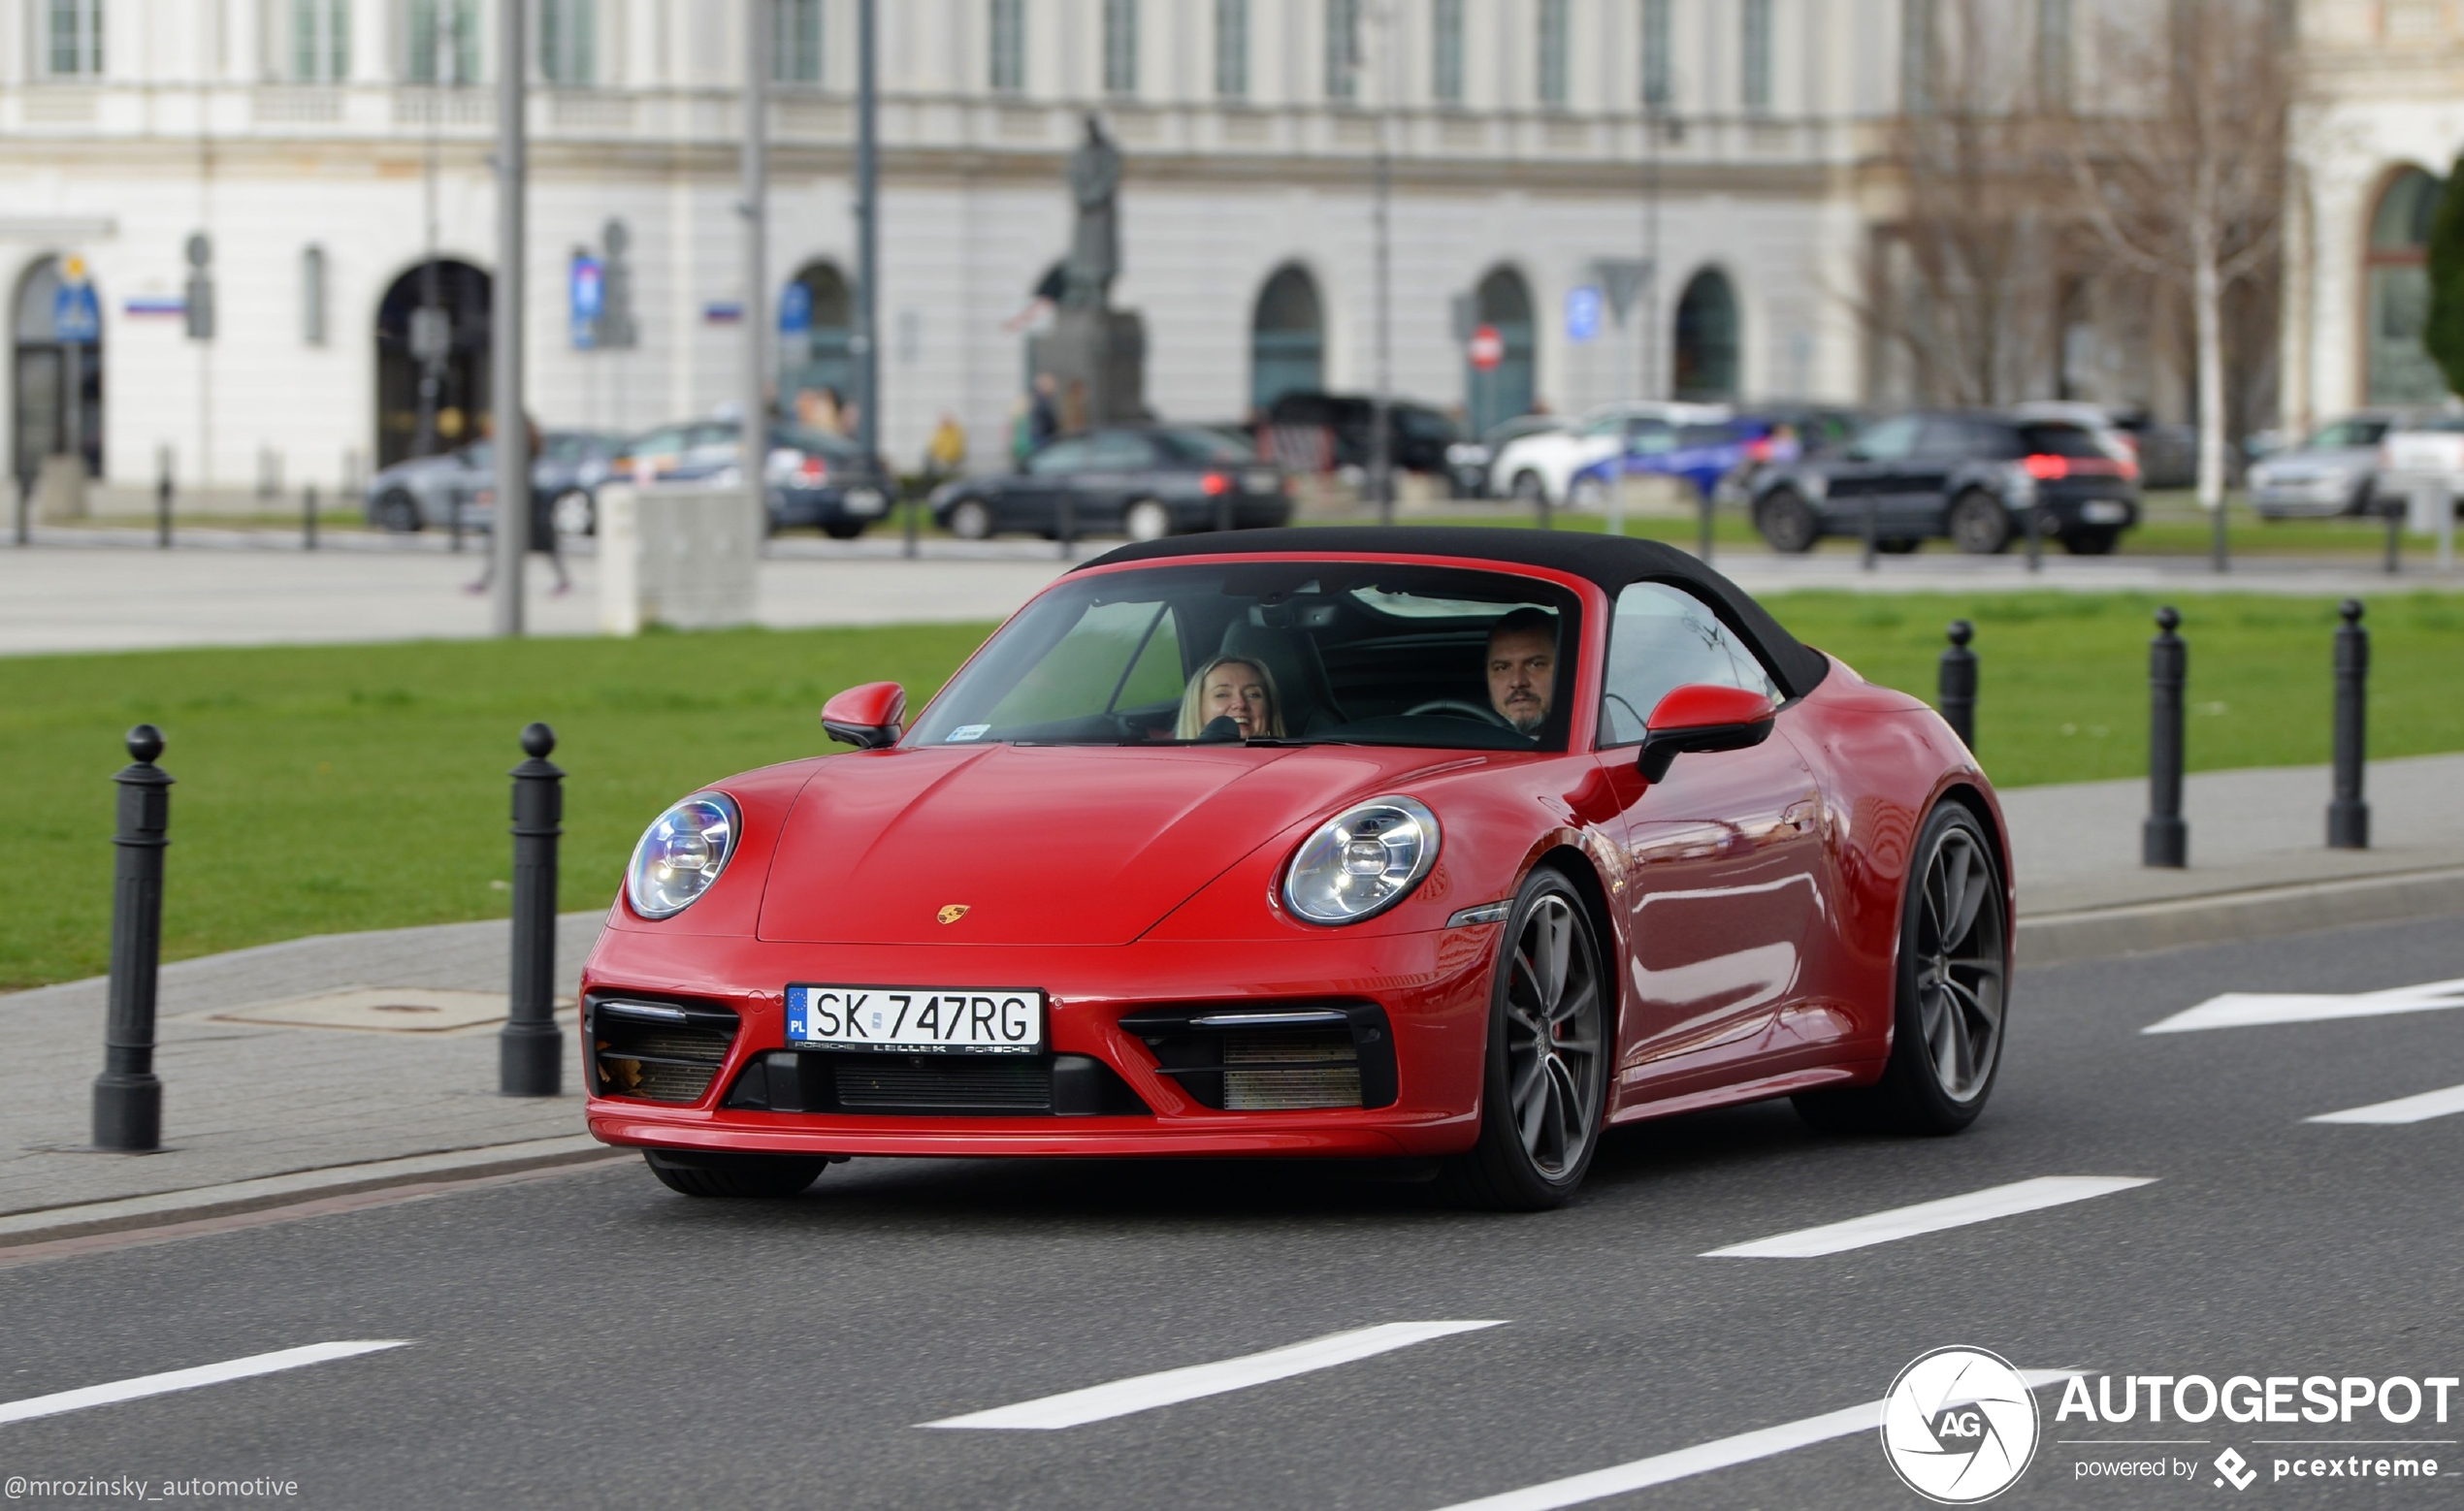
[920,1321,1506,1431]
[0,1341,407,1428]
[1702,1176,2156,1259]
[1420,1369,2083,1511]
[2144,977,2464,1034]
[2306,1081,2464,1125]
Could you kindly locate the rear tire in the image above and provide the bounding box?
[1793,803,2008,1137]
[947,498,993,540]
[1439,868,1610,1211]
[642,1149,827,1199]
[1568,475,1609,510]
[1947,489,2014,555]
[2060,526,2121,556]
[1755,488,1821,554]
[1510,471,1548,510]
[376,491,420,533]
[823,519,866,540]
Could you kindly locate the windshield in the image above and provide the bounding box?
[905,562,1584,752]
[2310,419,2389,449]
[1154,427,1257,463]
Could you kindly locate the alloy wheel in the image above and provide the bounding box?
[1501,893,1605,1176]
[1912,825,2006,1102]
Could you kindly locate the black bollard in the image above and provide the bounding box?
[1697,487,1715,564]
[502,723,564,1096]
[155,467,173,549]
[1861,494,1877,571]
[303,484,318,550]
[1939,619,1978,754]
[1057,490,1076,560]
[14,473,28,546]
[450,491,466,553]
[2143,605,2188,868]
[2327,598,2370,850]
[2024,500,2043,573]
[1537,486,1552,531]
[94,725,173,1150]
[2383,497,2402,576]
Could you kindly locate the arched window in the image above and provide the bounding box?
[12,255,105,484]
[1250,265,1323,411]
[1672,268,1739,402]
[780,261,856,426]
[373,258,491,466]
[2366,167,2448,404]
[1466,266,1535,434]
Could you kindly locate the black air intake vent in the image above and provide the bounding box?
[589,997,741,1105]
[1116,1003,1396,1111]
[720,1051,1151,1117]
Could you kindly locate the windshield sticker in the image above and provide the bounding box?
[946,724,990,743]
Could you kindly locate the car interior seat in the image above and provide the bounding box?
[1219,618,1345,736]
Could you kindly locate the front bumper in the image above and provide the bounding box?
[2253,479,2363,517]
[581,926,1498,1160]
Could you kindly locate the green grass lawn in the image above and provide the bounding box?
[4,591,2458,991]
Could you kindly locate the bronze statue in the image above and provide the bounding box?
[1062,114,1121,309]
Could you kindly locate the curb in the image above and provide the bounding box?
[0,1135,620,1251]
[2017,864,2464,967]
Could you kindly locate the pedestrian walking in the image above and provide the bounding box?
[925,411,967,481]
[465,414,568,596]
[1028,373,1059,448]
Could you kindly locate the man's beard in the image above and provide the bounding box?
[1507,703,1545,735]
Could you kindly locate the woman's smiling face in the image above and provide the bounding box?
[1201,661,1272,736]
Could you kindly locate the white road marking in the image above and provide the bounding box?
[0,1341,407,1428]
[2144,977,2464,1034]
[2307,1082,2464,1125]
[920,1320,1505,1431]
[1423,1368,2084,1511]
[1702,1176,2156,1259]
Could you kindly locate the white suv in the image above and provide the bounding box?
[1488,402,1730,507]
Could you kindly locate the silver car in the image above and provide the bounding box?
[364,432,619,534]
[2249,414,2394,519]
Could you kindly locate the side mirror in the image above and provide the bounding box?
[822,682,906,751]
[1637,684,1776,783]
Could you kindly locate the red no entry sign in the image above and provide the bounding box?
[1468,324,1505,371]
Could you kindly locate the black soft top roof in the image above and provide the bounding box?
[1077,527,1831,698]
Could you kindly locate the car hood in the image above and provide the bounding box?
[754,743,1450,947]
[2260,450,2374,480]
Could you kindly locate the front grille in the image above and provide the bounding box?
[835,1054,1051,1112]
[590,997,741,1105]
[1117,1003,1395,1111]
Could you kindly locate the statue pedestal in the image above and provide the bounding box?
[1032,307,1147,429]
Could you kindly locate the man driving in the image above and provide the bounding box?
[1486,607,1557,736]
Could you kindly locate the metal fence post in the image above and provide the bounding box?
[2143,605,2188,868]
[2328,598,2369,850]
[2383,497,2402,577]
[1938,619,1977,753]
[450,490,466,553]
[2024,500,2043,573]
[155,458,173,550]
[1697,486,1714,564]
[93,724,173,1150]
[14,473,27,546]
[502,723,564,1096]
[303,484,318,550]
[1861,494,1878,571]
[1057,490,1076,560]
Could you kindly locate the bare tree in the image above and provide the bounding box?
[1847,0,2076,407]
[2062,0,2291,514]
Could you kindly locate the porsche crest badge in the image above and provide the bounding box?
[936,904,971,925]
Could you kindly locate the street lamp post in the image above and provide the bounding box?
[857,0,882,544]
[490,0,529,637]
[743,0,769,534]
[1363,2,1394,525]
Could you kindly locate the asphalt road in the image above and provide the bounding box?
[3,916,2460,1510]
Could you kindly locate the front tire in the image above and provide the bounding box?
[1510,471,1549,510]
[1794,803,2008,1136]
[642,1148,827,1199]
[376,491,421,533]
[1947,490,2014,555]
[823,518,866,539]
[947,498,994,540]
[1440,869,1610,1211]
[1755,487,1821,553]
[2060,526,2121,556]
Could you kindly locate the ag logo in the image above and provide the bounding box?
[1881,1347,2040,1503]
[936,904,971,925]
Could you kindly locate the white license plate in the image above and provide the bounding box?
[843,487,888,516]
[2080,499,2130,524]
[1242,469,1279,493]
[786,984,1044,1054]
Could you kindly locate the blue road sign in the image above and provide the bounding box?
[778,280,812,335]
[53,280,100,345]
[1565,285,1603,344]
[569,254,603,350]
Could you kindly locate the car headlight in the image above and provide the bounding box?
[626,794,739,919]
[1281,796,1440,925]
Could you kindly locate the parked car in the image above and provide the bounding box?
[610,419,888,538]
[584,528,2013,1208]
[362,431,620,534]
[930,425,1293,542]
[1263,392,1459,474]
[1566,408,1864,510]
[1488,402,1729,507]
[2247,413,2398,519]
[2373,410,2464,523]
[2013,401,2198,490]
[1445,413,1566,498]
[1748,411,2141,555]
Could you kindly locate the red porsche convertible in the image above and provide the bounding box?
[582,529,2010,1209]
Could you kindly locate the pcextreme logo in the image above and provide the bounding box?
[1882,1347,2042,1503]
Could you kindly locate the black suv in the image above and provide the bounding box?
[1747,412,2141,556]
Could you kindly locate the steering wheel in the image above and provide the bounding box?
[1404,698,1511,726]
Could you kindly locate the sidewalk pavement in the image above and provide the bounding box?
[3,755,2459,1247]
[7,532,2457,657]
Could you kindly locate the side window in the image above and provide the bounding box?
[1086,432,1154,470]
[1626,420,1675,454]
[1598,582,1782,747]
[1853,416,1921,462]
[1027,437,1093,475]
